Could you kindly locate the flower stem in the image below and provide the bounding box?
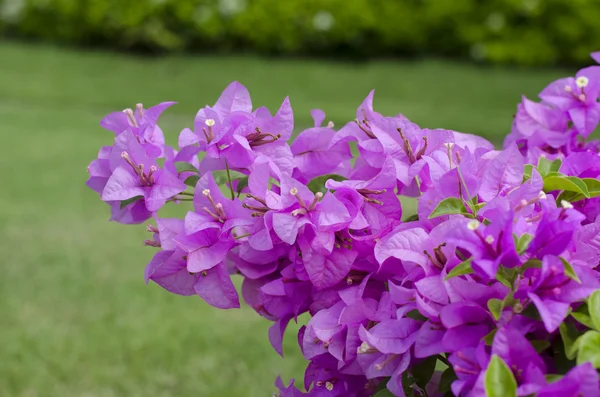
[225,160,235,200]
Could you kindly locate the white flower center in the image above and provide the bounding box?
[576,76,589,88]
[560,200,574,209]
[467,220,481,231]
[205,119,216,127]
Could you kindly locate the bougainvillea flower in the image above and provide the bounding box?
[87,56,600,397]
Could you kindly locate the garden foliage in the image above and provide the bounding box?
[3,0,600,65]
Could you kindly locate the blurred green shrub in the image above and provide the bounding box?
[0,0,599,65]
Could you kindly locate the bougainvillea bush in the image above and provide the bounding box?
[86,52,600,397]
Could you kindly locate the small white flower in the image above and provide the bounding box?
[576,76,589,88]
[538,191,547,200]
[561,200,574,209]
[467,220,481,231]
[205,119,216,127]
[485,235,495,244]
[325,382,334,391]
[357,342,371,354]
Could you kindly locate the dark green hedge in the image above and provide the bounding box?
[1,0,599,66]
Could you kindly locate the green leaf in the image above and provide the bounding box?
[487,298,503,321]
[530,340,551,354]
[557,190,586,204]
[496,266,516,290]
[373,378,391,393]
[213,169,245,186]
[559,321,580,360]
[412,356,437,390]
[120,195,143,209]
[559,257,581,283]
[307,174,348,194]
[444,258,474,280]
[485,355,518,397]
[523,164,533,182]
[572,312,596,330]
[583,178,600,198]
[429,197,468,219]
[537,157,562,178]
[545,374,563,383]
[184,175,200,187]
[516,233,534,254]
[589,291,600,331]
[553,338,575,374]
[404,214,419,222]
[235,176,249,194]
[521,258,542,271]
[402,372,415,397]
[576,330,600,368]
[405,309,428,322]
[484,329,498,345]
[372,389,395,397]
[174,161,199,174]
[544,175,590,198]
[438,367,457,394]
[521,304,541,320]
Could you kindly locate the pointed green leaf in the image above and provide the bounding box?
[174,161,199,174]
[487,298,503,321]
[516,233,534,254]
[521,258,542,271]
[530,340,551,354]
[405,309,428,322]
[235,176,249,194]
[523,164,533,182]
[485,355,518,397]
[184,175,200,187]
[572,312,596,329]
[438,367,457,393]
[484,329,498,345]
[429,197,468,219]
[444,258,474,280]
[559,257,581,283]
[575,330,600,368]
[589,291,600,331]
[120,195,143,209]
[560,321,580,360]
[537,157,562,178]
[307,174,348,194]
[412,356,437,390]
[544,175,590,198]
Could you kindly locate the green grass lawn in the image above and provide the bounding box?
[0,42,570,397]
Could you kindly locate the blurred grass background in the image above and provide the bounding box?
[0,41,573,396]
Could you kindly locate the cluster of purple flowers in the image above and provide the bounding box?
[87,53,600,397]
